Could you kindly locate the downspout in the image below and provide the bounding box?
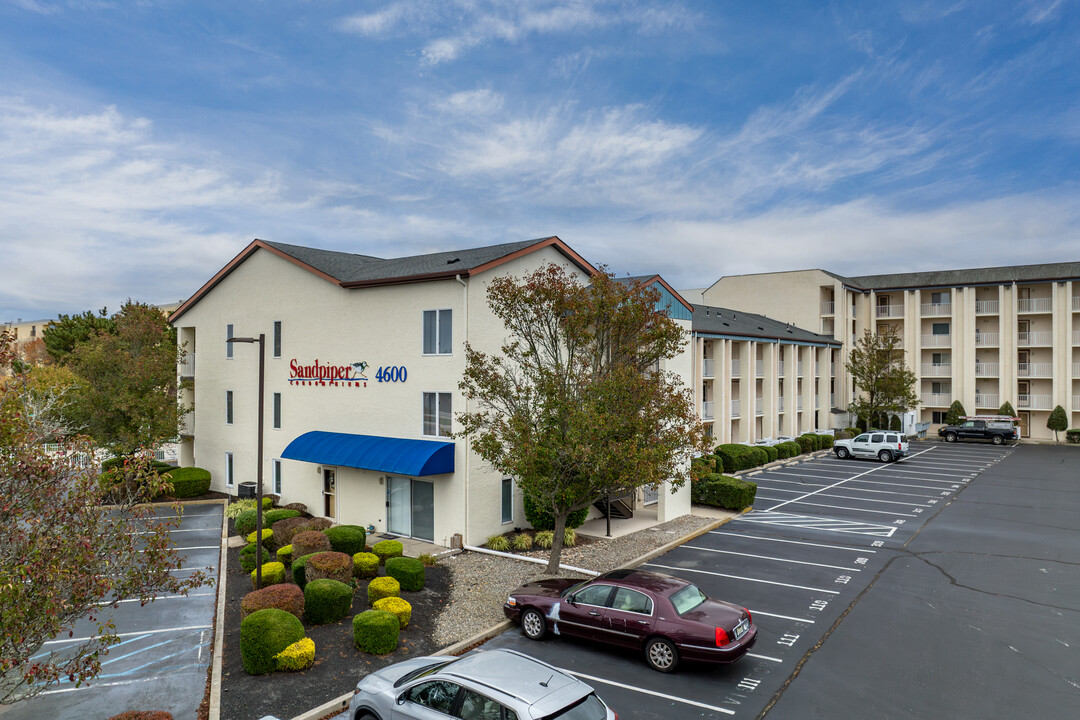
[456,274,469,546]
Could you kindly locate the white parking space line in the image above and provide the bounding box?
[98,591,214,607]
[682,545,861,571]
[757,488,931,507]
[750,609,815,623]
[646,563,841,594]
[709,530,877,553]
[757,497,917,516]
[562,668,736,715]
[733,512,897,537]
[839,478,950,495]
[874,467,976,478]
[35,669,208,696]
[747,652,783,663]
[43,625,212,645]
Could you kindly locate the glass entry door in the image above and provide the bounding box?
[323,468,336,519]
[386,477,434,541]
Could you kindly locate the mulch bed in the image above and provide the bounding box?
[219,529,450,720]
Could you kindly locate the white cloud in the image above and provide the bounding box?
[1024,0,1066,25]
[338,3,410,36]
[436,88,505,116]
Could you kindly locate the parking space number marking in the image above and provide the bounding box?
[738,678,761,691]
[809,600,829,611]
[778,634,800,647]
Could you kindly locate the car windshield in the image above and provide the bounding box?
[669,584,708,615]
[543,693,607,720]
[393,660,454,688]
[560,579,593,598]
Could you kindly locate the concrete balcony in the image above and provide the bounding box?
[921,303,951,316]
[876,304,904,318]
[921,393,952,407]
[921,363,952,377]
[179,352,196,378]
[1017,331,1053,346]
[1017,297,1053,313]
[975,332,999,347]
[821,301,835,315]
[702,400,715,420]
[731,399,741,418]
[1017,394,1053,410]
[922,334,952,347]
[975,393,999,408]
[703,358,714,378]
[975,362,999,377]
[731,359,741,378]
[975,300,999,314]
[1017,363,1053,378]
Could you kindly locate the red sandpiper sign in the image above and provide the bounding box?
[289,359,369,387]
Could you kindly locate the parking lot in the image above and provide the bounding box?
[488,441,1016,719]
[4,503,222,720]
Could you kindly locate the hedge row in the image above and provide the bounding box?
[691,473,758,510]
[707,434,834,474]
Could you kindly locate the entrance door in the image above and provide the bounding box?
[1019,411,1030,438]
[323,468,336,519]
[386,477,435,542]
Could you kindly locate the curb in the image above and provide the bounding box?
[208,499,228,720]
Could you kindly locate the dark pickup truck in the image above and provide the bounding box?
[938,418,1018,445]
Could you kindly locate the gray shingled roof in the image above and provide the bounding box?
[692,304,840,345]
[844,261,1080,290]
[262,237,554,284]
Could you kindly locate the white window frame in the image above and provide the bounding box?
[422,391,452,438]
[225,451,234,487]
[273,459,282,495]
[422,309,453,356]
[272,392,281,430]
[226,390,234,425]
[501,478,514,524]
[226,323,234,358]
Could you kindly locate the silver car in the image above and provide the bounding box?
[833,431,909,462]
[348,648,617,720]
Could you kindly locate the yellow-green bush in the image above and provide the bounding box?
[353,610,399,654]
[373,596,412,629]
[367,576,400,605]
[273,637,315,671]
[251,561,286,589]
[353,552,380,579]
[247,529,273,546]
[276,544,293,565]
[372,539,403,565]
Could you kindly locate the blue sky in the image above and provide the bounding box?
[2,0,1078,323]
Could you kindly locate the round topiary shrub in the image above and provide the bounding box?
[353,552,380,579]
[291,530,332,559]
[385,557,425,591]
[241,583,305,620]
[373,596,412,629]
[235,509,258,537]
[276,544,292,565]
[305,551,353,584]
[353,610,400,654]
[239,608,305,675]
[372,539,403,565]
[324,524,367,555]
[367,576,400,605]
[522,493,589,531]
[304,579,354,625]
[263,508,301,527]
[251,561,286,589]
[162,466,211,498]
[273,637,315,672]
[239,543,272,573]
[247,528,274,548]
[272,517,333,546]
[291,553,317,589]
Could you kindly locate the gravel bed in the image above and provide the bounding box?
[433,514,718,647]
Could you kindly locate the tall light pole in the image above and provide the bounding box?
[227,333,265,589]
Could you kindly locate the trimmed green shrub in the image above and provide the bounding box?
[251,561,286,589]
[775,441,795,460]
[353,610,400,654]
[511,533,533,551]
[801,433,822,451]
[247,529,273,546]
[485,535,510,552]
[522,493,589,531]
[691,473,758,510]
[889,415,902,431]
[817,434,835,449]
[795,435,815,453]
[235,509,258,537]
[386,557,425,591]
[241,583,305,620]
[367,576,400,605]
[945,400,967,426]
[303,578,353,625]
[715,444,761,473]
[353,552,380,579]
[749,446,769,467]
[999,402,1017,420]
[239,608,304,675]
[691,455,717,481]
[373,597,412,629]
[324,525,367,555]
[276,544,292,565]
[240,543,271,573]
[761,445,779,463]
[534,530,554,549]
[1067,429,1080,444]
[305,551,353,584]
[291,553,317,589]
[162,467,212,498]
[273,637,315,671]
[263,508,301,527]
[291,530,332,559]
[372,539,404,565]
[1048,405,1069,441]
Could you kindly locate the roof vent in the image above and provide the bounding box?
[447,257,461,265]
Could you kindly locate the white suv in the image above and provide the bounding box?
[833,431,909,462]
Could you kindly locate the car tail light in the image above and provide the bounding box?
[744,607,752,623]
[715,627,729,646]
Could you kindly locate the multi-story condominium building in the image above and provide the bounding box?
[701,262,1080,441]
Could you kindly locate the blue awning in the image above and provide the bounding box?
[281,431,455,476]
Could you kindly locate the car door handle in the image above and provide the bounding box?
[637,620,649,624]
[588,611,601,616]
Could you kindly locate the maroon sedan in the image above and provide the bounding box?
[503,568,756,672]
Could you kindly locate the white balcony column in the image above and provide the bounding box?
[737,340,753,443]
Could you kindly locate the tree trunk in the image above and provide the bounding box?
[546,511,568,574]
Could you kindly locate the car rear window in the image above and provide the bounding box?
[543,693,607,720]
[669,584,707,615]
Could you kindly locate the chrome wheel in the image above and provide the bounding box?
[836,447,849,459]
[522,609,546,640]
[645,638,678,672]
[945,432,957,442]
[992,434,1004,445]
[878,449,893,462]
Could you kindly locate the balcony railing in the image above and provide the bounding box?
[731,399,740,418]
[921,393,952,406]
[797,397,803,411]
[755,360,764,377]
[778,360,785,375]
[815,363,821,377]
[876,304,904,318]
[1074,296,1080,312]
[1017,362,1053,377]
[921,363,952,377]
[1074,394,1080,410]
[702,400,715,420]
[975,300,999,314]
[921,302,951,316]
[797,362,804,376]
[179,353,196,378]
[1074,330,1080,346]
[703,358,714,378]
[731,359,741,378]
[755,398,764,415]
[1017,394,1053,410]
[830,393,835,406]
[821,301,835,315]
[975,332,999,347]
[1017,297,1053,313]
[921,334,952,347]
[975,362,999,376]
[778,396,785,412]
[975,393,999,408]
[1017,331,1053,346]
[1073,362,1080,377]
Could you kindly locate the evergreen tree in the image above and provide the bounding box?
[1047,405,1068,442]
[945,400,967,425]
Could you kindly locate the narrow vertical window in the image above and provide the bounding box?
[226,323,234,358]
[501,478,513,524]
[273,459,282,495]
[226,390,233,425]
[423,392,452,437]
[423,309,452,355]
[273,321,281,358]
[225,452,234,487]
[273,392,281,430]
[438,309,452,354]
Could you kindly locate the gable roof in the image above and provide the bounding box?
[170,236,596,323]
[692,304,841,345]
[617,274,695,315]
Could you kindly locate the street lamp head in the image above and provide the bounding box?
[227,336,259,344]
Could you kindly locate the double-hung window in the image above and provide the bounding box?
[423,392,452,437]
[423,309,452,355]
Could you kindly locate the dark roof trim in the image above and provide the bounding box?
[693,332,778,344]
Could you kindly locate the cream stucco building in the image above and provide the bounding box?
[702,262,1080,441]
